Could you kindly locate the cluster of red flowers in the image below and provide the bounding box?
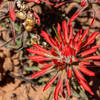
[7,0,100,100]
[27,7,100,100]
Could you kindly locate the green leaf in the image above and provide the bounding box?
[74,0,80,3]
[52,26,61,42]
[82,36,87,43]
[24,66,40,71]
[79,88,89,100]
[71,91,80,98]
[44,97,48,100]
[1,22,6,26]
[16,38,21,46]
[14,23,22,32]
[38,77,47,83]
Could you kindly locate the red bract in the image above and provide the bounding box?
[81,0,86,7]
[80,0,99,6]
[54,2,65,7]
[27,10,100,100]
[26,0,54,5]
[9,6,16,22]
[33,12,40,25]
[96,0,99,1]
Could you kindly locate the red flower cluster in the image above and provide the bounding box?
[27,7,100,100]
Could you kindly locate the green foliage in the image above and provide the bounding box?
[24,66,40,71]
[15,23,22,33]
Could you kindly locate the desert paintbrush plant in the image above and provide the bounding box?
[27,9,100,100]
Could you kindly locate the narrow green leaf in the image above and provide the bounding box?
[24,66,40,71]
[52,26,61,42]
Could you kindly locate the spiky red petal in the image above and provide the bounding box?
[43,73,58,91]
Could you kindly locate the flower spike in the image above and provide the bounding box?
[79,66,95,76]
[31,67,50,79]
[43,73,58,91]
[62,20,68,43]
[65,78,71,96]
[54,79,63,100]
